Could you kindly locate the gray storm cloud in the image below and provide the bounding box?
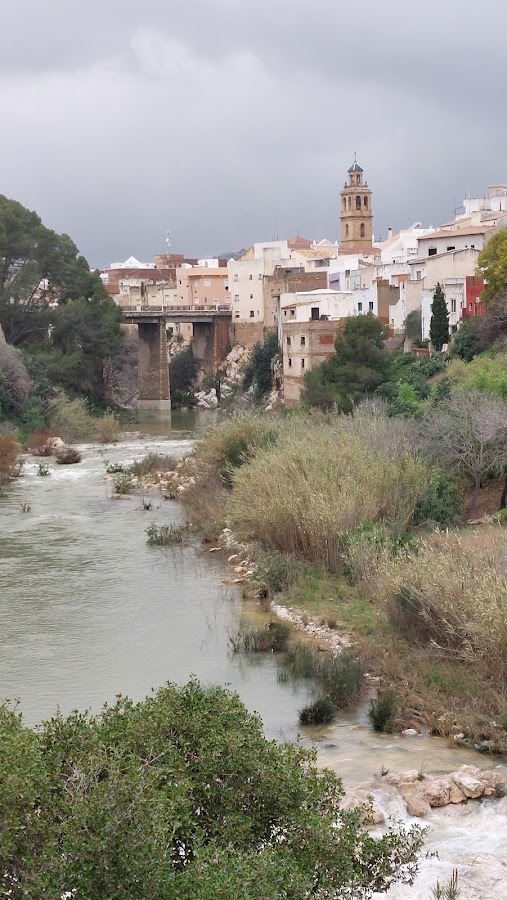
[1,0,505,267]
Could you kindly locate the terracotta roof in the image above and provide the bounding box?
[287,236,313,248]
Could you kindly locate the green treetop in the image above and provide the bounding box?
[429,283,449,351]
[477,228,507,303]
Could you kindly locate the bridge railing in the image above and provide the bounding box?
[121,304,232,314]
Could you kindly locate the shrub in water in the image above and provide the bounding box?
[113,473,133,495]
[106,462,125,474]
[55,447,82,465]
[37,462,51,477]
[146,524,185,546]
[128,453,176,478]
[97,410,119,444]
[368,691,398,733]
[299,696,336,726]
[230,620,291,653]
[283,646,364,708]
[0,435,21,484]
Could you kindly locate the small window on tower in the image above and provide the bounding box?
[345,224,349,237]
[364,196,368,208]
[360,224,365,238]
[356,196,361,210]
[348,197,351,210]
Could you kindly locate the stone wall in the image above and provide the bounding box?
[231,321,265,349]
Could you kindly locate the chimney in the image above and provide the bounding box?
[387,227,393,240]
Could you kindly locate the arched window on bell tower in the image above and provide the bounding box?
[356,195,361,210]
[364,196,368,208]
[348,197,351,210]
[360,223,365,238]
[345,224,349,237]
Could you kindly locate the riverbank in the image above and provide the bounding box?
[174,409,507,761]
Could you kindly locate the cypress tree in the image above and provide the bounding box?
[429,283,449,351]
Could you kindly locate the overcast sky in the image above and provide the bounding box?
[1,0,506,268]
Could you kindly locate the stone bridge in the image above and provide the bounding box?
[122,306,232,410]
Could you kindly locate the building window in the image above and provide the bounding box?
[471,244,475,249]
[416,270,422,280]
[356,174,361,184]
[234,274,239,281]
[249,310,255,318]
[428,248,437,256]
[342,197,346,210]
[364,196,368,208]
[447,246,455,252]
[234,294,239,301]
[250,294,253,299]
[301,335,305,346]
[369,301,374,311]
[288,358,292,367]
[451,298,456,313]
[311,307,319,320]
[357,302,363,312]
[345,224,349,237]
[301,358,305,369]
[286,336,291,346]
[360,224,365,238]
[348,197,351,210]
[356,195,361,210]
[249,274,253,280]
[204,278,211,287]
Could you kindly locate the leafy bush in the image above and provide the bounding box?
[55,447,82,465]
[106,462,126,474]
[413,471,463,526]
[254,551,312,596]
[146,524,185,546]
[0,680,424,898]
[127,452,176,478]
[169,346,199,403]
[194,414,279,485]
[368,691,398,733]
[113,473,134,494]
[451,319,483,361]
[242,330,279,400]
[37,462,50,477]
[299,696,336,726]
[46,388,94,442]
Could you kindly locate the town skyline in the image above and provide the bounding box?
[2,0,506,267]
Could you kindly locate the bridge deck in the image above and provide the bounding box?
[122,305,232,324]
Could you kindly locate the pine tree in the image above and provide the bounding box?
[429,283,449,351]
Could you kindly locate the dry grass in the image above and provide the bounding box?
[227,415,428,570]
[363,527,507,676]
[97,410,119,444]
[193,412,279,478]
[0,435,22,484]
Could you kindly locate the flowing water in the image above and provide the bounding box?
[1,409,506,897]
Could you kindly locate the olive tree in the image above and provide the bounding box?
[421,389,507,516]
[0,680,424,899]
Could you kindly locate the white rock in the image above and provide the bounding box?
[402,728,419,736]
[452,773,485,799]
[384,770,420,786]
[423,778,451,807]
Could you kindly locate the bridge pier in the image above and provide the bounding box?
[192,317,231,373]
[137,321,171,411]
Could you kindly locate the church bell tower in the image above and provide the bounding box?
[339,158,373,254]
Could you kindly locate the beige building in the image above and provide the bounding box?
[282,319,339,406]
[175,261,229,308]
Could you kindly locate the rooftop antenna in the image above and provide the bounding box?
[165,230,171,253]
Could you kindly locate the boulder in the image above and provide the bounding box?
[402,728,419,736]
[448,782,467,804]
[452,772,485,799]
[45,436,65,451]
[384,770,420,786]
[405,793,431,818]
[478,769,505,796]
[423,778,451,807]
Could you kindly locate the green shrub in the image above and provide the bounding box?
[46,389,94,442]
[368,691,398,733]
[413,471,463,526]
[106,462,126,474]
[128,453,176,478]
[254,551,311,596]
[97,410,120,443]
[242,331,279,400]
[0,680,424,898]
[169,346,199,404]
[283,646,364,708]
[230,620,291,653]
[492,508,507,525]
[299,696,336,726]
[113,473,134,494]
[194,414,279,485]
[37,462,50,477]
[146,523,185,546]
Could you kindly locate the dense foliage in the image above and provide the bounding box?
[169,345,199,407]
[477,228,507,302]
[0,194,124,413]
[0,681,423,899]
[243,330,280,399]
[302,315,389,411]
[429,284,449,351]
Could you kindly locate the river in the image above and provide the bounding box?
[1,410,506,897]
